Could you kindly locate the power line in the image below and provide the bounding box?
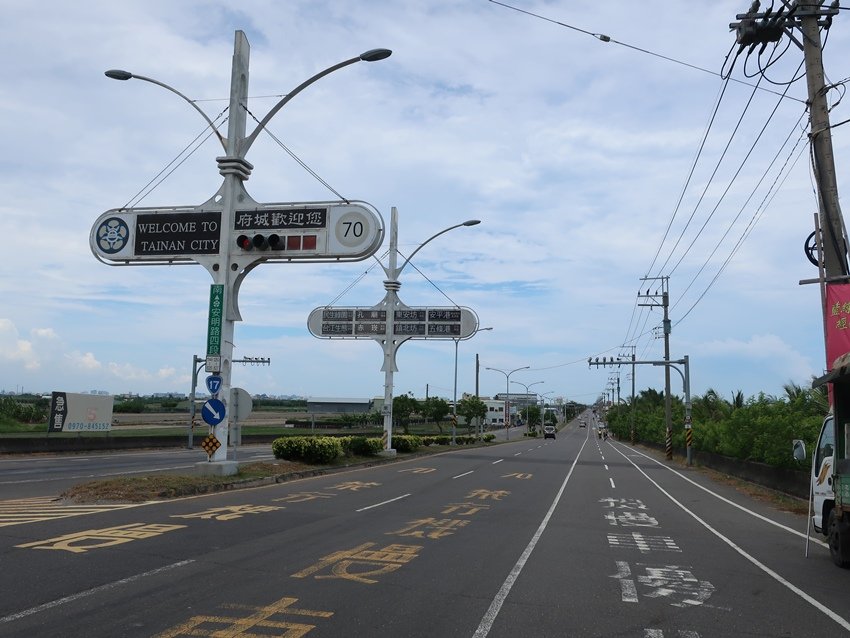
[487,0,805,103]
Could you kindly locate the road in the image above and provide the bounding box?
[0,445,275,499]
[1,416,848,637]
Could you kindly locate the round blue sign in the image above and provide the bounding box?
[202,398,226,426]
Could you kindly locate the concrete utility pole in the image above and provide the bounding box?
[731,1,847,367]
[801,6,848,279]
[638,276,672,459]
[589,354,692,464]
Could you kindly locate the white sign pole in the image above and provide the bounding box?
[203,32,251,473]
[380,207,400,456]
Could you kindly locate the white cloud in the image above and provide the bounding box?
[0,1,844,401]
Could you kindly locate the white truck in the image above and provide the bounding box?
[797,365,850,567]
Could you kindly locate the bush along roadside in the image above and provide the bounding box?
[271,433,496,464]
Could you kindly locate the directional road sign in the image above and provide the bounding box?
[307,305,479,341]
[201,398,226,426]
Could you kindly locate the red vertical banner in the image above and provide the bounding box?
[825,283,850,369]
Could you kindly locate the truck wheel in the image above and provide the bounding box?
[828,510,850,568]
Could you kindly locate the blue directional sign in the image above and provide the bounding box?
[202,398,226,426]
[205,375,223,396]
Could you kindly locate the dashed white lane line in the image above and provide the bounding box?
[355,493,411,512]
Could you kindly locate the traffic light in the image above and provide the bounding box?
[236,233,282,251]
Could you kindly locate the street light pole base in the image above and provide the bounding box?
[379,449,397,458]
[195,460,239,476]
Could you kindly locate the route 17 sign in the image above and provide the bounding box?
[307,305,479,341]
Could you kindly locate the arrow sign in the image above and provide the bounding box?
[206,375,223,396]
[202,398,226,426]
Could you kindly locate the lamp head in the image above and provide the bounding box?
[463,219,481,227]
[360,48,392,62]
[105,69,133,81]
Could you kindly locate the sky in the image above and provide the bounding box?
[2,0,849,407]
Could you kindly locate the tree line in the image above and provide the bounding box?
[604,382,828,470]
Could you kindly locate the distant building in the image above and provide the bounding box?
[306,397,373,414]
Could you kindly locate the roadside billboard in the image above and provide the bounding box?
[48,393,114,433]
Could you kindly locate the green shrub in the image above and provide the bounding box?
[348,436,383,456]
[392,434,422,453]
[272,436,344,464]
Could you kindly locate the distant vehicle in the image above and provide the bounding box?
[579,420,586,428]
[543,425,556,439]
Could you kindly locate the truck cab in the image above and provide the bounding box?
[806,360,850,567]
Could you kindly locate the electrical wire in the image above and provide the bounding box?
[487,0,805,103]
[121,108,228,209]
[652,71,766,277]
[673,123,809,325]
[671,108,809,312]
[242,105,348,202]
[644,79,731,277]
[667,60,801,276]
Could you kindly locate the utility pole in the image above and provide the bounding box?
[620,345,637,445]
[800,3,847,280]
[589,353,692,464]
[731,1,847,371]
[639,276,672,459]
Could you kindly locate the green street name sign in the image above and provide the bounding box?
[207,284,224,355]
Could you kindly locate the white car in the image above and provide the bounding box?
[543,425,556,439]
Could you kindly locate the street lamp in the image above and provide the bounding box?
[105,33,391,474]
[105,46,392,158]
[511,380,543,429]
[485,365,530,440]
[539,390,554,430]
[453,326,492,444]
[377,209,481,454]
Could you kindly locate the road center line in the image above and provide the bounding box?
[513,452,522,456]
[0,559,195,625]
[609,478,616,488]
[452,471,474,480]
[473,436,589,638]
[492,459,503,465]
[355,493,410,512]
[610,444,850,632]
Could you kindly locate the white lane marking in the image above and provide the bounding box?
[355,493,411,512]
[491,459,504,465]
[610,478,616,489]
[610,444,850,632]
[0,465,196,486]
[604,465,609,471]
[513,453,522,457]
[473,437,589,638]
[453,471,474,480]
[0,559,194,624]
[616,443,828,548]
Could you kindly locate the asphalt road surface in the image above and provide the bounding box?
[1,418,848,637]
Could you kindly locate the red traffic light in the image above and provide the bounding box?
[236,235,252,250]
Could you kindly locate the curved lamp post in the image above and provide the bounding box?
[453,326,492,444]
[105,33,391,472]
[512,380,543,429]
[539,390,554,430]
[377,208,480,453]
[105,46,391,158]
[485,365,529,440]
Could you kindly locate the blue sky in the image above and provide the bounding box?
[1,1,848,406]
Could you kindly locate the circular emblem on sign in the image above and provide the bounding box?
[96,217,130,254]
[334,211,372,249]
